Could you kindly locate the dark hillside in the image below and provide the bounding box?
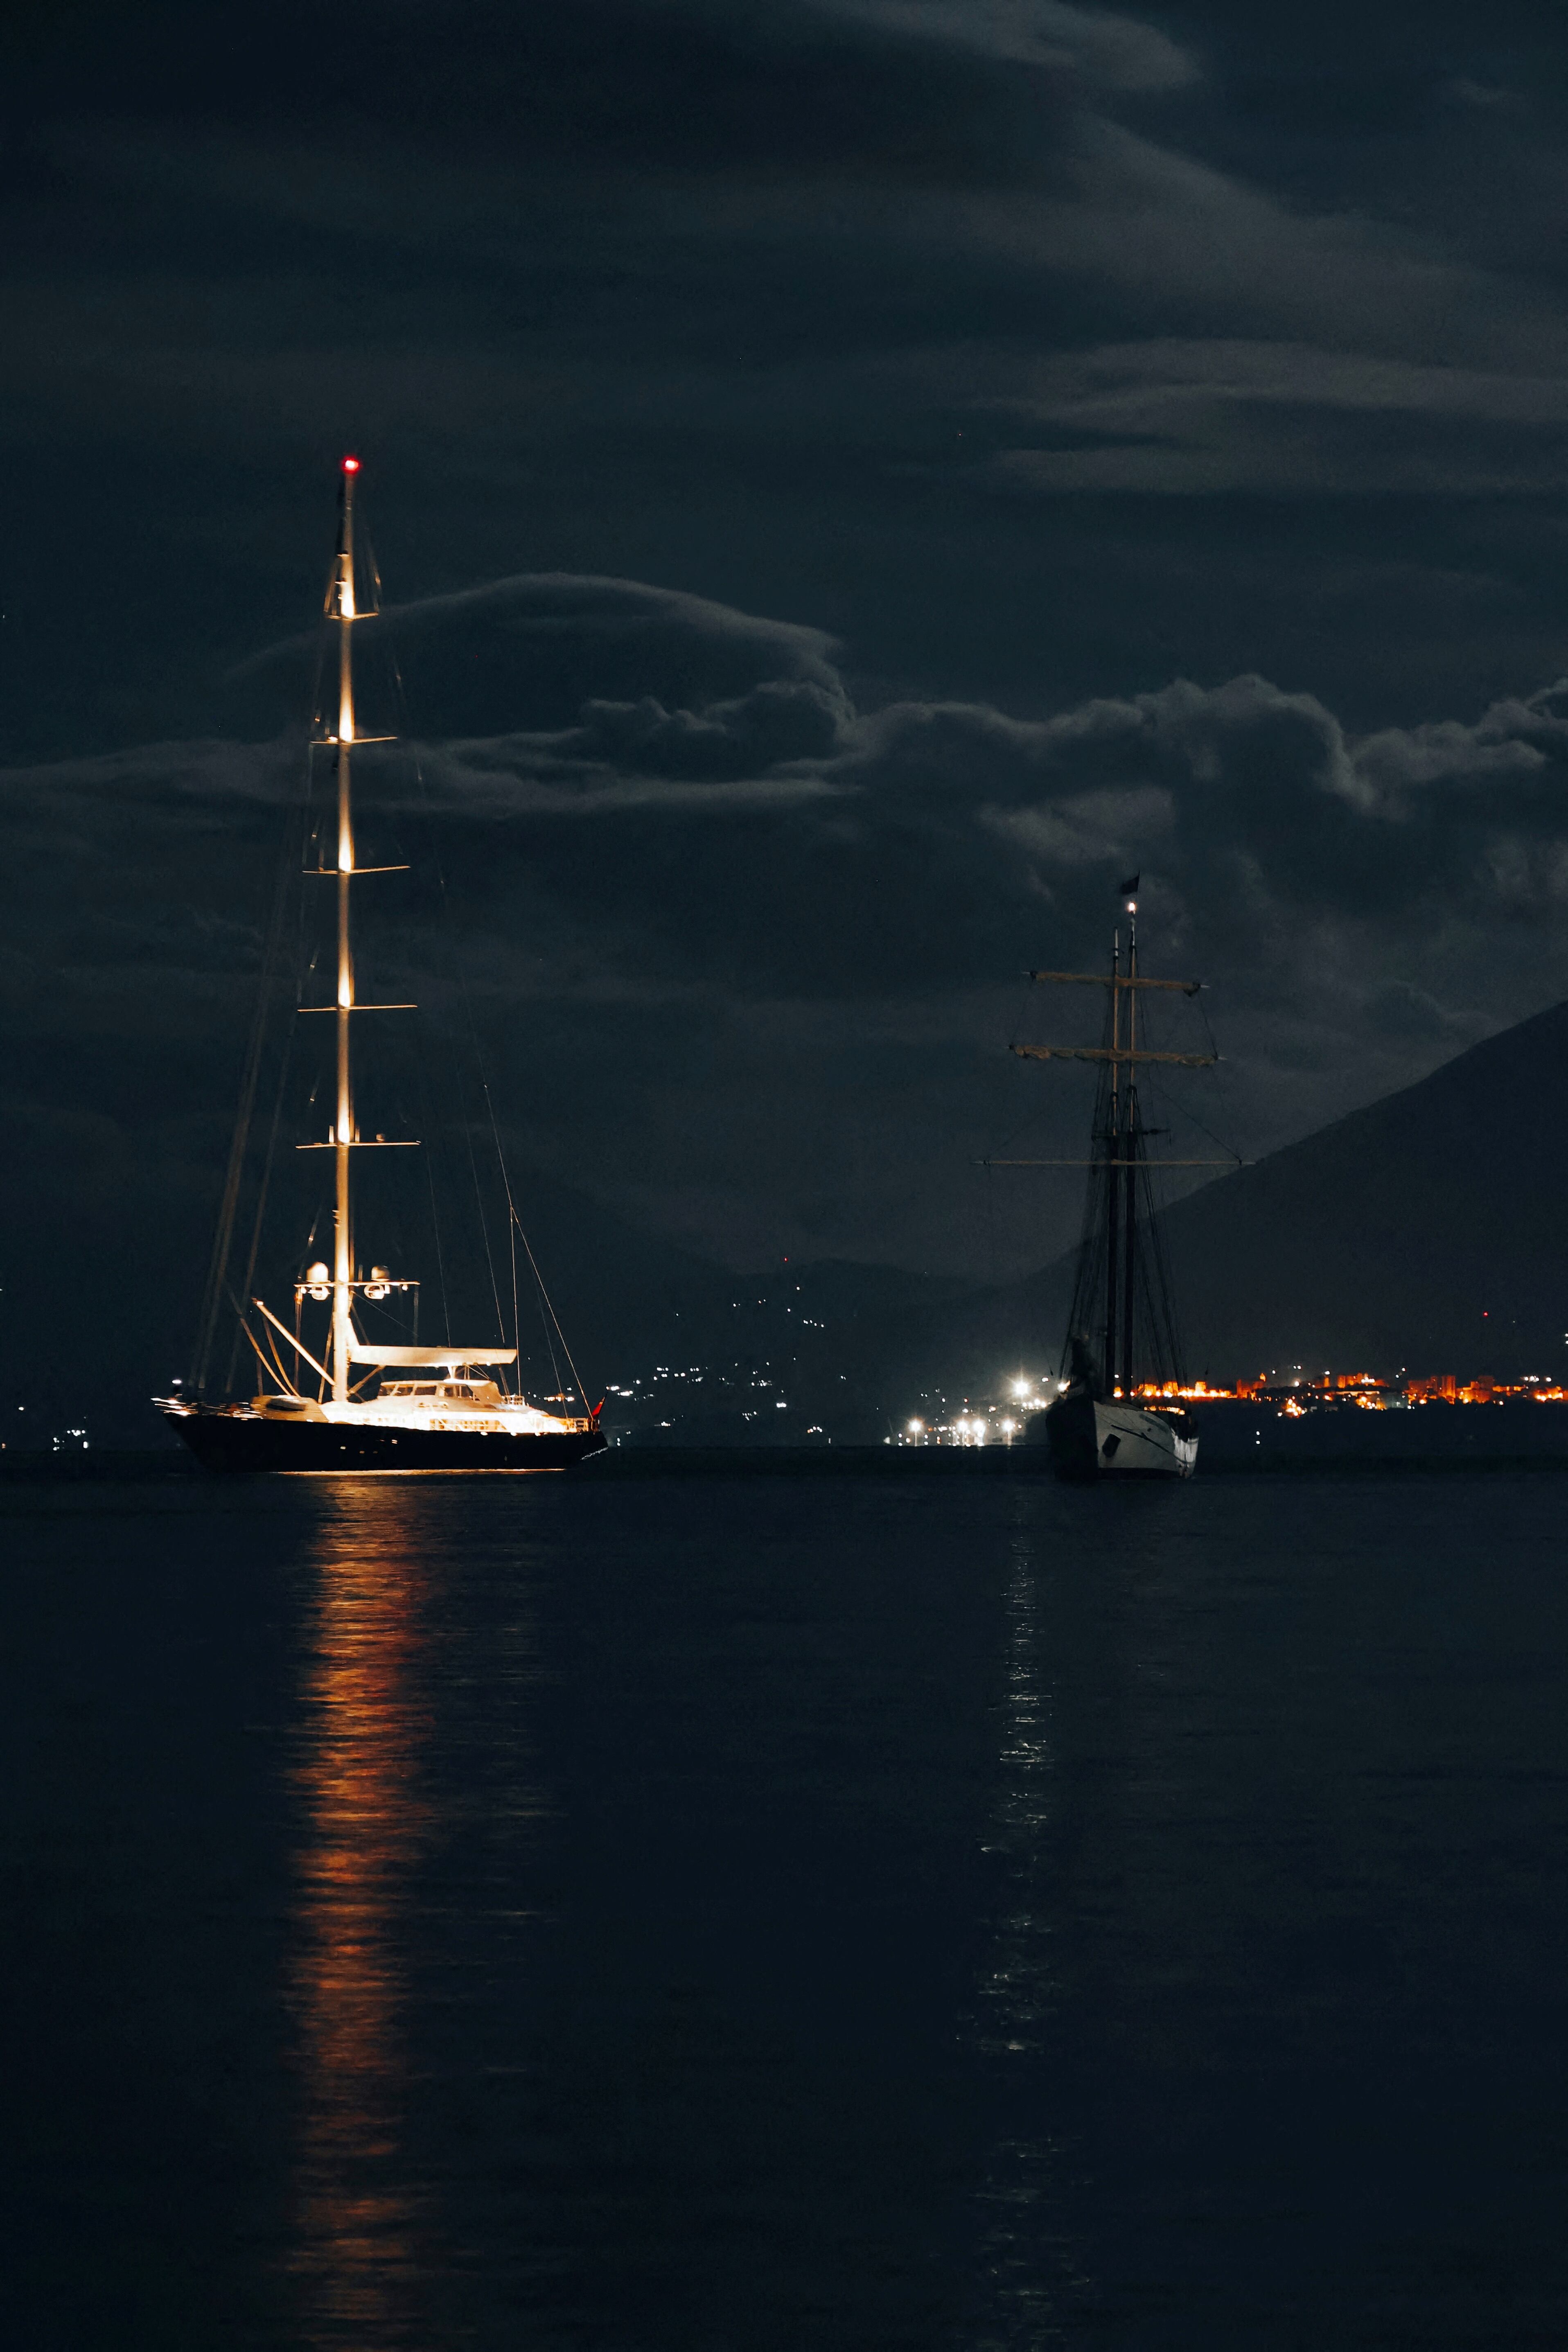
[1157,999,1568,1380]
[889,1000,1568,1398]
[10,1001,1564,1445]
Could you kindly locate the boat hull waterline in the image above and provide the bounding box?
[1040,1384,1198,1481]
[162,1404,607,1474]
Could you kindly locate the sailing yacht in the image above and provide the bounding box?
[1012,880,1223,1481]
[157,460,605,1473]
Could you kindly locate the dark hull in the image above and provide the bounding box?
[165,1408,607,1475]
[1041,1385,1101,1481]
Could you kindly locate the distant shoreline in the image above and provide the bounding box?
[9,1433,1568,1481]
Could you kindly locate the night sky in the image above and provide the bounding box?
[7,0,1568,1374]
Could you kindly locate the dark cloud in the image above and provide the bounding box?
[11,568,1568,1309]
[9,0,1568,1410]
[817,0,1199,90]
[9,0,1568,763]
[984,342,1568,496]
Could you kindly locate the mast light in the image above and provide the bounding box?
[342,455,361,473]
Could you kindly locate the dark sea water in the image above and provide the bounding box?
[5,1464,1568,2350]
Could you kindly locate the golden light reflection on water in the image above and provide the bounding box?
[287,1484,435,2349]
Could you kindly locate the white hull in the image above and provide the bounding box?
[1042,1384,1198,1480]
[1092,1400,1197,1478]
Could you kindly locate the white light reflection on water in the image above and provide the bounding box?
[966,1524,1092,2349]
[284,1483,437,2350]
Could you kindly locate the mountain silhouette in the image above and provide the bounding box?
[11,1000,1562,1448]
[931,999,1568,1393]
[1157,1000,1568,1381]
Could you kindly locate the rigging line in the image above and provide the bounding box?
[510,1209,525,1394]
[1004,963,1037,1054]
[415,1042,453,1343]
[987,1093,1069,1159]
[481,1076,525,1374]
[226,807,318,1389]
[390,636,580,1400]
[259,1319,297,1398]
[222,650,330,1391]
[231,1312,278,1389]
[990,990,1107,1164]
[393,913,453,1347]
[995,961,1078,1165]
[225,1287,286,1391]
[1137,1157,1184,1385]
[523,1213,565,1401]
[1150,1148,1184,1373]
[194,749,307,1390]
[510,1207,591,1413]
[478,1076,546,1395]
[236,1293,293,1394]
[217,832,310,1393]
[534,1267,568,1402]
[362,528,383,616]
[471,1053,566,1397]
[224,1001,300,1394]
[984,1151,998,1293]
[195,963,271,1389]
[389,666,507,1353]
[1193,988,1243,1133]
[402,725,508,1345]
[381,638,455,1346]
[1136,990,1241,1167]
[456,1048,507,1342]
[467,1069,577,1406]
[981,1152,1018,1387]
[1144,1071,1244,1168]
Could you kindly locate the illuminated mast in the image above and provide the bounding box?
[1121,884,1139,1398]
[328,456,362,1402]
[1105,927,1121,1394]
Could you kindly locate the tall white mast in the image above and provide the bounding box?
[329,456,361,1401]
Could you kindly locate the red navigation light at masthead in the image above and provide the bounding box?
[342,455,361,473]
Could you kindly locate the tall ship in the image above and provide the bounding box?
[1015,880,1223,1481]
[158,460,605,1474]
